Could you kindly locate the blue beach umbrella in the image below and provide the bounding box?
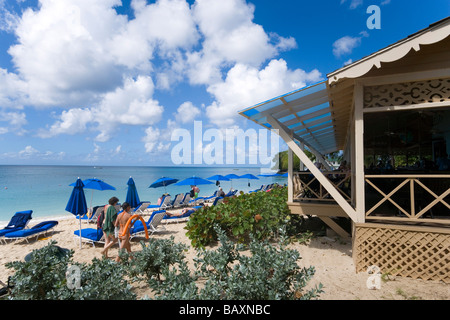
[224,174,240,189]
[71,178,116,212]
[175,176,214,186]
[239,174,259,187]
[126,177,140,209]
[74,178,116,191]
[149,177,179,193]
[207,174,230,187]
[207,174,231,181]
[66,177,88,249]
[239,174,259,180]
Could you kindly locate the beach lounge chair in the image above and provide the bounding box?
[224,189,238,197]
[170,193,184,208]
[163,205,203,224]
[133,202,151,215]
[3,220,58,243]
[73,228,104,247]
[249,185,264,193]
[212,196,224,206]
[147,195,172,211]
[130,210,167,239]
[178,193,191,207]
[196,191,218,203]
[0,210,33,239]
[76,206,103,224]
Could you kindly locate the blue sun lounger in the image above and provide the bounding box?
[163,206,200,223]
[3,220,58,243]
[130,210,167,239]
[0,210,33,238]
[73,228,104,247]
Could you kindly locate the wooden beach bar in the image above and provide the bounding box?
[239,17,450,283]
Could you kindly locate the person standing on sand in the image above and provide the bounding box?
[101,196,119,258]
[114,202,133,262]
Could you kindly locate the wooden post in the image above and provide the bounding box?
[267,115,359,223]
[288,146,293,202]
[354,82,365,223]
[299,142,305,171]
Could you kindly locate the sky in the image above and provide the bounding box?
[0,0,449,166]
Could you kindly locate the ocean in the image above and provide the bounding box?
[0,165,286,225]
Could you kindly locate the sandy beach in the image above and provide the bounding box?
[0,213,448,300]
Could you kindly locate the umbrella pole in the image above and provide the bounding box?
[79,218,82,249]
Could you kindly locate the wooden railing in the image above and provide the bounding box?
[365,174,450,224]
[293,172,351,203]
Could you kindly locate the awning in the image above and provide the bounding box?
[239,80,343,156]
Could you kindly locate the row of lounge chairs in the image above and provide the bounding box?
[0,210,58,244]
[249,183,277,193]
[0,185,273,246]
[73,197,225,246]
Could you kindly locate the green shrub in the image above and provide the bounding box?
[6,241,72,300]
[6,241,135,300]
[122,237,189,282]
[194,227,323,300]
[139,227,322,300]
[185,186,291,248]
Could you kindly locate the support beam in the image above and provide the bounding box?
[319,216,351,238]
[354,83,365,222]
[288,145,293,203]
[299,142,305,171]
[267,115,360,223]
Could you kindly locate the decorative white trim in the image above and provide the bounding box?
[328,19,450,84]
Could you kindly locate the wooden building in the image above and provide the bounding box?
[239,17,450,283]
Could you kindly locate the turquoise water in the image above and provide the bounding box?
[0,165,286,224]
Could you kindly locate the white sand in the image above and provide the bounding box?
[0,213,448,300]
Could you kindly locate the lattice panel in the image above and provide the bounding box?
[354,225,450,283]
[364,78,450,108]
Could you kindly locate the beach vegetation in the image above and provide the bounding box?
[4,230,322,300]
[139,226,323,300]
[5,241,135,300]
[185,186,291,248]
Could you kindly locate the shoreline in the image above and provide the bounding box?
[0,211,448,300]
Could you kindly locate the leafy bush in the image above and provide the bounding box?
[53,258,135,300]
[195,227,323,300]
[146,226,323,300]
[122,237,188,282]
[6,241,135,300]
[6,241,72,300]
[185,186,291,248]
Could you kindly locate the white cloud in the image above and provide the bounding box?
[142,126,164,153]
[340,0,363,9]
[8,0,127,107]
[187,0,297,85]
[0,109,28,135]
[0,145,66,161]
[0,68,28,109]
[38,76,164,142]
[94,75,164,141]
[37,107,93,138]
[205,59,322,127]
[332,31,369,58]
[175,102,201,124]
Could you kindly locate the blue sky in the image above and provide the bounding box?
[0,0,448,166]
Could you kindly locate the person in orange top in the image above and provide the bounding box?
[114,202,133,262]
